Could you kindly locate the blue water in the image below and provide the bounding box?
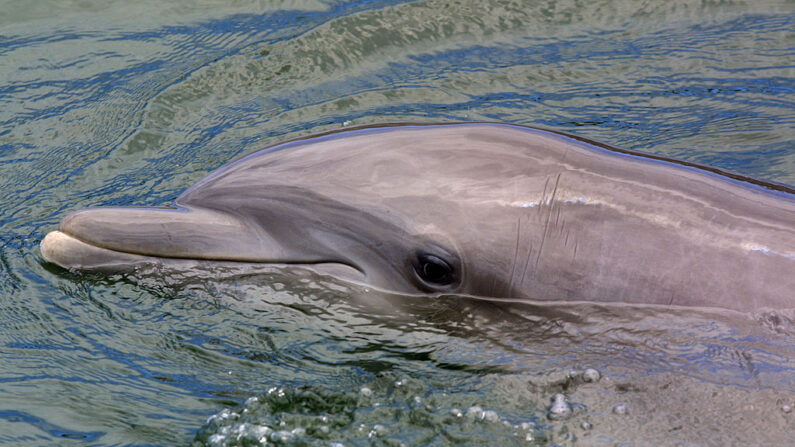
[1,1,793,445]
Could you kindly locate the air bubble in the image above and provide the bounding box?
[612,403,629,415]
[208,433,226,447]
[270,429,293,443]
[582,368,601,383]
[547,393,572,420]
[368,424,388,438]
[483,410,500,423]
[253,425,272,439]
[466,405,485,420]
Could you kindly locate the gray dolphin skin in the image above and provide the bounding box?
[41,123,794,311]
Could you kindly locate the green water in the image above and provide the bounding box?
[1,1,793,445]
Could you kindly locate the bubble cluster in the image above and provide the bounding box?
[526,367,604,393]
[195,386,358,446]
[192,377,582,446]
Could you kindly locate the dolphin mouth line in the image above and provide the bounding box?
[40,230,366,280]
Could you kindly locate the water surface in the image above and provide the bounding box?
[1,0,793,445]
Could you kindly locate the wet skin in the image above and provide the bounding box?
[41,123,794,311]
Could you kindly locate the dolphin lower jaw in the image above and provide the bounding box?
[41,230,154,271]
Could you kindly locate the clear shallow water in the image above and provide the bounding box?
[1,1,793,445]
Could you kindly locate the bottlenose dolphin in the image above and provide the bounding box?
[41,123,794,311]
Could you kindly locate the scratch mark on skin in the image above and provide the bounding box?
[555,201,562,229]
[533,173,562,271]
[507,216,522,296]
[519,173,563,287]
[518,176,551,288]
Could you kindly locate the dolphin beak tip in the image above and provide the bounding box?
[40,230,144,271]
[40,231,69,267]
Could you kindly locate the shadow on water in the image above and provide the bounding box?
[1,0,793,445]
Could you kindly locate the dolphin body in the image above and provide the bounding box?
[41,123,794,311]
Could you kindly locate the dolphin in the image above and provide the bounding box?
[40,123,794,311]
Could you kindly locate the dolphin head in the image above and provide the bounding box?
[41,123,795,310]
[41,124,543,297]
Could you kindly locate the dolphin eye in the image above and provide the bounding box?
[414,253,454,286]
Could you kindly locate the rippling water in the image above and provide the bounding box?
[1,1,793,445]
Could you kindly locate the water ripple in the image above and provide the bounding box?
[1,1,793,445]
